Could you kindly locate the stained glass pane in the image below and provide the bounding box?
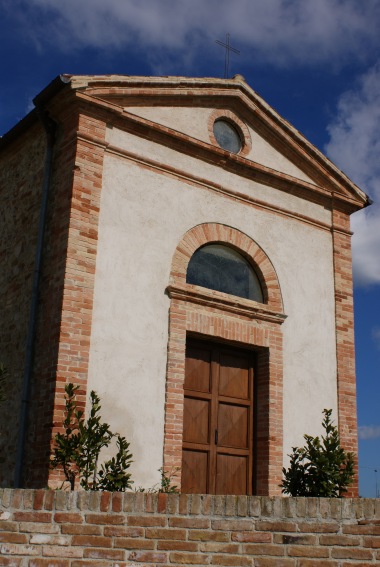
[213,120,242,153]
[186,244,263,302]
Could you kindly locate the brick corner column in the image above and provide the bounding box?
[332,209,359,497]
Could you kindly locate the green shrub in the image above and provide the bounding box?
[281,409,355,497]
[136,467,180,493]
[51,383,133,491]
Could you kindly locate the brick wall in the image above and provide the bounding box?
[0,123,47,487]
[1,490,380,566]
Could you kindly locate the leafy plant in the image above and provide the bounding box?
[156,467,180,493]
[136,467,180,493]
[51,383,133,491]
[281,409,355,497]
[0,364,8,404]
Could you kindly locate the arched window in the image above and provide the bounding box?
[186,244,263,302]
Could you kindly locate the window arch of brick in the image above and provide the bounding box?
[169,223,284,313]
[165,223,286,496]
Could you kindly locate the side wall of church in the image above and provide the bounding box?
[86,125,338,490]
[0,124,47,487]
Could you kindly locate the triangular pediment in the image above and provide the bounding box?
[59,75,370,211]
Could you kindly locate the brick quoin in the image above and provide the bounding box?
[25,102,108,488]
[332,209,359,497]
[165,223,286,495]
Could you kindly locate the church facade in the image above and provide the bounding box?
[0,75,368,494]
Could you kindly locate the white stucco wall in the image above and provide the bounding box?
[126,106,317,185]
[87,124,338,488]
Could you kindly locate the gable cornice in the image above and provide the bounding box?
[72,89,366,213]
[72,76,368,208]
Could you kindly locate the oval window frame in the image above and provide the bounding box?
[208,109,252,157]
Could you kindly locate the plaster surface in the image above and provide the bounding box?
[107,126,330,226]
[126,106,317,185]
[87,125,337,488]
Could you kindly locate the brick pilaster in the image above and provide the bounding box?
[332,209,359,497]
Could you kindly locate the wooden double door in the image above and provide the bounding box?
[182,339,255,495]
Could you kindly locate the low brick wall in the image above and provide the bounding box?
[1,490,380,566]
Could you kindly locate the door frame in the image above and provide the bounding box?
[164,224,286,495]
[182,337,257,495]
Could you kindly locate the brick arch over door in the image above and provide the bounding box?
[165,223,287,496]
[169,223,284,313]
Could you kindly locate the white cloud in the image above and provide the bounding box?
[7,0,380,69]
[325,64,380,287]
[359,425,380,440]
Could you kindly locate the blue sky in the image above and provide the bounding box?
[1,0,379,496]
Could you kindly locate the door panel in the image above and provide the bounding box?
[182,450,208,494]
[216,454,248,495]
[183,398,210,444]
[182,339,254,495]
[185,346,211,392]
[218,404,249,448]
[219,353,250,399]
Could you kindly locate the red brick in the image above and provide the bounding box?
[103,526,144,537]
[100,491,111,512]
[13,512,52,523]
[364,536,380,547]
[254,559,295,567]
[85,513,124,524]
[33,490,45,510]
[212,519,253,531]
[298,561,339,567]
[320,534,360,546]
[61,524,101,535]
[116,538,155,550]
[72,535,112,547]
[0,560,23,567]
[200,542,240,553]
[343,524,380,535]
[29,560,70,567]
[54,513,83,524]
[0,522,18,532]
[288,545,329,558]
[188,530,229,542]
[0,543,39,556]
[170,551,212,564]
[146,527,186,540]
[83,547,124,560]
[331,548,373,560]
[298,522,339,533]
[169,517,210,529]
[211,555,253,566]
[128,550,167,562]
[158,540,199,551]
[112,492,122,512]
[41,545,83,558]
[0,533,28,544]
[243,544,284,556]
[19,522,59,534]
[232,531,271,543]
[255,521,297,532]
[127,515,166,527]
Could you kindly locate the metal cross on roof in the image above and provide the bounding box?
[215,33,240,79]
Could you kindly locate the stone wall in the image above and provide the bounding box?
[1,490,380,566]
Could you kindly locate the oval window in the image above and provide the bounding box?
[186,244,263,302]
[213,120,242,153]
